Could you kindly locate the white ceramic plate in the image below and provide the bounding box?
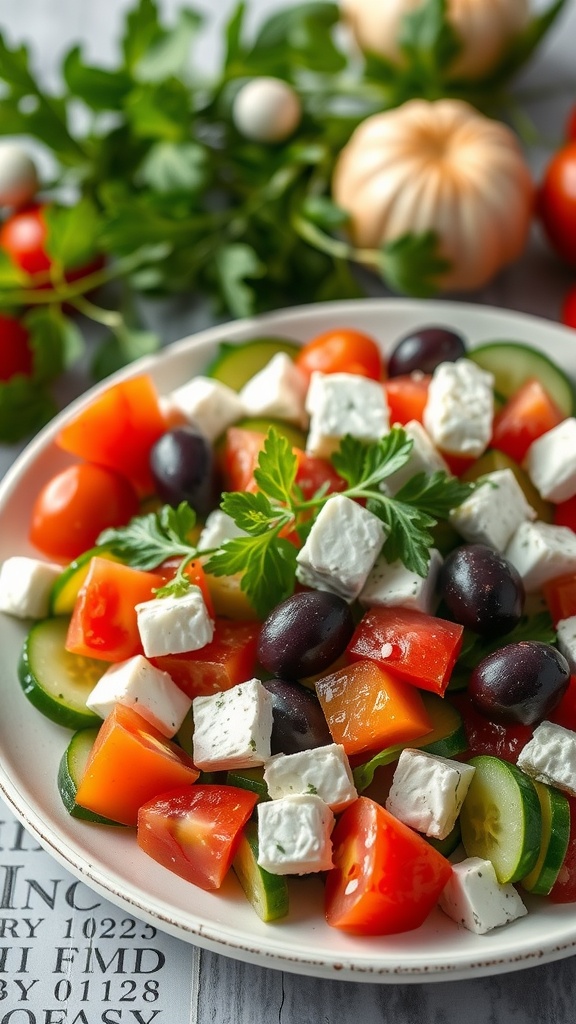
[2,297,576,984]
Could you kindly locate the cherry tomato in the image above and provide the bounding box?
[0,314,33,381]
[538,141,576,267]
[295,327,383,381]
[561,284,576,328]
[0,203,51,275]
[29,462,140,560]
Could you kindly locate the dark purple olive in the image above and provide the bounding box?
[150,425,215,517]
[469,641,570,725]
[257,590,354,679]
[387,325,467,377]
[438,544,525,638]
[262,677,332,754]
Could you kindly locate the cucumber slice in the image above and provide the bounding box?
[233,416,307,450]
[232,821,289,922]
[206,338,300,391]
[459,754,541,883]
[353,691,467,792]
[18,618,107,729]
[521,781,570,896]
[226,766,270,802]
[470,342,576,416]
[49,548,120,617]
[58,728,121,825]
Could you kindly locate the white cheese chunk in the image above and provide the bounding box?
[305,371,389,459]
[86,655,192,738]
[239,352,308,427]
[295,493,386,602]
[196,509,248,553]
[423,359,494,458]
[162,376,245,442]
[517,720,576,795]
[556,615,576,673]
[0,556,63,620]
[385,748,476,840]
[439,857,528,934]
[257,794,334,875]
[449,469,536,552]
[192,677,273,771]
[359,547,442,614]
[525,418,576,503]
[381,420,449,496]
[263,744,357,813]
[136,587,214,658]
[504,521,576,592]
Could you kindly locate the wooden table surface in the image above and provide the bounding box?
[2,0,576,1019]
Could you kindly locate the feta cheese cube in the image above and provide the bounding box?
[504,521,576,592]
[196,509,248,553]
[263,744,357,812]
[449,469,536,552]
[423,359,494,458]
[257,794,334,875]
[385,748,476,840]
[136,587,214,658]
[0,556,63,620]
[439,857,527,934]
[295,494,386,602]
[359,548,442,614]
[556,615,576,673]
[192,677,273,771]
[86,655,192,737]
[239,352,308,427]
[163,376,245,442]
[305,371,389,459]
[381,420,449,496]
[517,720,576,795]
[526,418,576,503]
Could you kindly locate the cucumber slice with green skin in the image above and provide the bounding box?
[18,618,107,730]
[231,416,307,450]
[58,728,122,825]
[226,766,270,802]
[470,342,576,416]
[353,691,467,793]
[521,781,570,896]
[459,754,542,884]
[49,547,119,617]
[232,820,289,922]
[206,338,300,391]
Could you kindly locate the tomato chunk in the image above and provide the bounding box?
[543,573,576,625]
[75,705,199,826]
[325,796,452,935]
[66,557,164,663]
[222,427,265,493]
[137,785,258,890]
[384,374,430,425]
[549,675,576,732]
[151,620,260,698]
[449,693,532,763]
[347,607,463,696]
[554,495,576,532]
[315,659,433,757]
[491,379,565,465]
[295,328,383,382]
[56,375,167,495]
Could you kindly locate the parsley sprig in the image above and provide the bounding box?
[204,426,473,617]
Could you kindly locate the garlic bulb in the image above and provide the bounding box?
[340,0,530,80]
[233,78,302,143]
[332,99,534,292]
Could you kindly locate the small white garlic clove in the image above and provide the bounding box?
[232,77,302,144]
[0,142,39,209]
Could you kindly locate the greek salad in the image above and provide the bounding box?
[3,320,576,938]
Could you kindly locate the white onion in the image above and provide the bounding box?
[232,78,302,144]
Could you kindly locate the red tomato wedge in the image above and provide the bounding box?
[295,327,383,382]
[75,705,199,827]
[384,374,430,425]
[151,620,260,698]
[549,676,576,732]
[491,378,565,465]
[325,797,452,935]
[449,693,532,763]
[315,659,433,758]
[66,557,164,662]
[543,573,576,625]
[56,375,167,496]
[222,426,345,500]
[137,785,258,890]
[347,607,463,696]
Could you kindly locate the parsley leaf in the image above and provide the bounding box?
[331,428,414,491]
[393,471,474,520]
[253,429,300,505]
[97,502,197,570]
[205,532,297,620]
